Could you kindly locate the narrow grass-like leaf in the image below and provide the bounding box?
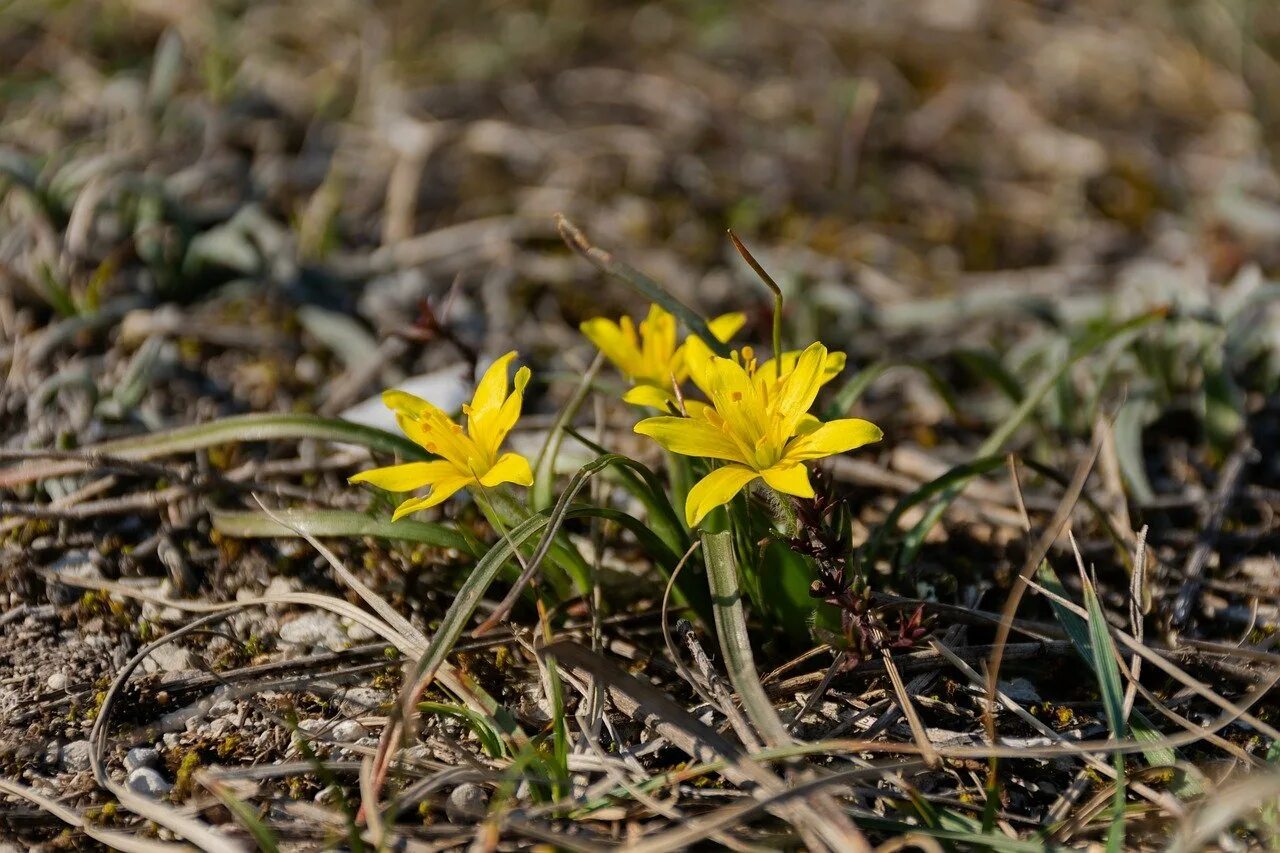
[1082,574,1128,853]
[1036,561,1191,783]
[531,353,603,511]
[702,530,792,747]
[0,413,425,488]
[861,454,1007,571]
[895,310,1163,567]
[198,774,280,853]
[211,508,475,554]
[417,702,507,759]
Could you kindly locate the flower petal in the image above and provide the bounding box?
[383,389,448,421]
[634,416,745,463]
[685,465,760,526]
[479,451,534,487]
[622,384,677,410]
[760,462,814,498]
[771,342,828,437]
[707,312,747,343]
[783,418,883,462]
[349,460,459,492]
[391,475,473,520]
[681,333,717,396]
[471,351,517,415]
[581,318,643,379]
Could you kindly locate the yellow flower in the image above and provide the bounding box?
[350,352,534,520]
[581,304,745,409]
[635,342,881,526]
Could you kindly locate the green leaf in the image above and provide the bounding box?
[417,701,508,759]
[893,310,1164,567]
[210,507,476,554]
[0,412,426,488]
[531,355,603,512]
[1081,574,1128,853]
[702,531,791,747]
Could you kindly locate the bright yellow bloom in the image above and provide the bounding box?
[635,342,881,526]
[581,304,745,409]
[350,352,534,520]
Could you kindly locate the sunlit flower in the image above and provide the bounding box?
[350,352,534,520]
[635,342,881,526]
[581,304,745,409]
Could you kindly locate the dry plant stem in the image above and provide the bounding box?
[879,648,939,768]
[89,608,249,852]
[984,429,1105,739]
[1170,434,1254,632]
[927,639,1182,818]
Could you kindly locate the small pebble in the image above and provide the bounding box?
[338,688,389,716]
[46,552,101,605]
[46,672,67,692]
[279,612,346,651]
[332,720,368,743]
[446,783,489,822]
[125,747,161,771]
[60,740,92,773]
[127,767,173,798]
[142,644,192,674]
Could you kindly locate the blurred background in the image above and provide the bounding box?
[4,0,1280,444]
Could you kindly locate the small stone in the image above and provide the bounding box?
[46,552,101,605]
[46,672,67,692]
[279,612,345,651]
[338,688,389,716]
[331,720,368,743]
[445,783,489,822]
[60,740,93,773]
[127,767,173,798]
[125,747,161,771]
[142,644,192,674]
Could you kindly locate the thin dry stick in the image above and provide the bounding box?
[880,648,939,768]
[984,430,1105,739]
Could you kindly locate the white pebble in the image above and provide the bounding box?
[127,767,173,798]
[59,740,92,773]
[125,747,161,771]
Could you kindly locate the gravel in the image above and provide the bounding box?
[279,612,347,651]
[45,552,101,606]
[126,767,173,798]
[446,783,490,823]
[125,746,162,771]
[59,739,93,773]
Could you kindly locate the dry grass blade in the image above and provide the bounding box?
[0,777,183,853]
[624,763,922,853]
[984,429,1104,737]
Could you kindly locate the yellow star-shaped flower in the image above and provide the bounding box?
[580,304,745,409]
[350,352,534,519]
[635,341,881,526]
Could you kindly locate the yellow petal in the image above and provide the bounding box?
[391,475,473,520]
[479,451,534,488]
[681,333,717,396]
[771,342,828,436]
[471,351,517,415]
[760,462,814,498]
[622,384,676,410]
[581,318,643,379]
[783,418,883,462]
[383,389,447,420]
[707,312,747,344]
[634,416,745,463]
[349,460,460,492]
[757,349,846,388]
[685,464,760,526]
